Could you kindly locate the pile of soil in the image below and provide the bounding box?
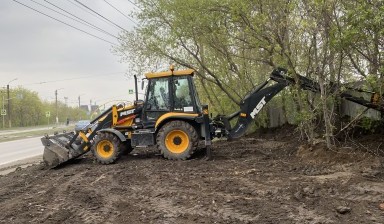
[0,125,384,223]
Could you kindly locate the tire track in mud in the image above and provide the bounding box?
[340,193,384,203]
[147,195,261,222]
[106,164,264,223]
[123,186,262,223]
[38,171,110,224]
[306,172,384,203]
[287,205,335,224]
[106,169,262,223]
[111,147,293,223]
[42,200,105,224]
[338,182,384,203]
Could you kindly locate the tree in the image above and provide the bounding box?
[10,87,44,127]
[337,0,384,90]
[1,86,88,128]
[115,0,383,147]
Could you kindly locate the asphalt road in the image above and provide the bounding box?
[0,137,43,166]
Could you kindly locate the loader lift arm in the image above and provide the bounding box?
[41,104,121,167]
[212,68,384,140]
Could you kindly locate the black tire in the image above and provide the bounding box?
[92,132,122,164]
[157,120,198,160]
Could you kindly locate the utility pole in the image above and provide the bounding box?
[64,97,68,126]
[55,90,58,124]
[55,88,63,124]
[78,94,85,109]
[7,78,17,128]
[2,95,5,129]
[7,84,10,128]
[90,99,92,114]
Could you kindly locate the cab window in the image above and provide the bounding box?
[145,78,169,120]
[173,77,193,112]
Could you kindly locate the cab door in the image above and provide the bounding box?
[171,76,201,113]
[143,77,170,127]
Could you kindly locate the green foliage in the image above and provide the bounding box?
[115,0,384,144]
[359,117,381,133]
[0,87,88,128]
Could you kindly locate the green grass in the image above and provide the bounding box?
[0,125,75,143]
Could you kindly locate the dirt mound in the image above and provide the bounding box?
[296,143,380,165]
[249,124,298,140]
[0,126,384,223]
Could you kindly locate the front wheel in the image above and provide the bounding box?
[92,132,122,164]
[157,120,198,160]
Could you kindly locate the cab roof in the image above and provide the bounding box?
[144,68,195,79]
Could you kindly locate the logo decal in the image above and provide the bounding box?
[250,97,266,119]
[120,109,135,117]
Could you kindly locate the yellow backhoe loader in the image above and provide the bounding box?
[41,66,384,167]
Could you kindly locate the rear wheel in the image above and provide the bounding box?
[157,120,198,160]
[92,132,122,164]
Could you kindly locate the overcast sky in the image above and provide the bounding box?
[0,0,140,108]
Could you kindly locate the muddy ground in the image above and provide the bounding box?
[1,126,384,224]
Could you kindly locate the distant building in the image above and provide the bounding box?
[80,105,89,113]
[90,105,99,113]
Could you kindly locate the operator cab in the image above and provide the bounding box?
[142,67,201,128]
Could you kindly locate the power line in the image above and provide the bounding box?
[22,72,126,86]
[28,0,117,39]
[74,0,129,32]
[28,0,79,22]
[103,0,138,25]
[126,0,140,9]
[93,95,131,103]
[66,0,122,31]
[11,0,118,46]
[67,0,113,27]
[42,0,119,39]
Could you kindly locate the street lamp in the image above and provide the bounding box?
[7,78,17,128]
[55,88,64,124]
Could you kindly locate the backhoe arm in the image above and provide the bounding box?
[212,68,384,140]
[227,81,288,139]
[213,68,291,139]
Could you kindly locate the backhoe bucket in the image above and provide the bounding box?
[41,132,85,168]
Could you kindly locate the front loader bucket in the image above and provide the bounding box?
[41,132,87,168]
[42,141,70,167]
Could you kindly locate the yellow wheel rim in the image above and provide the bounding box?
[96,140,114,158]
[165,130,190,154]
